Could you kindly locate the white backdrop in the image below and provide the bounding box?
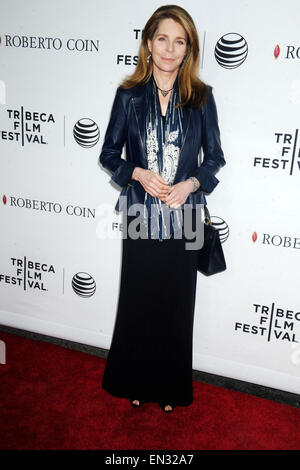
[1,0,300,394]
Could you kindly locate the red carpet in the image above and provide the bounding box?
[0,330,300,450]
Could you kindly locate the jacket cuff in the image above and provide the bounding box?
[110,161,138,187]
[192,166,220,194]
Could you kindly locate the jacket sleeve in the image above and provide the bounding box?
[192,86,226,193]
[99,86,138,187]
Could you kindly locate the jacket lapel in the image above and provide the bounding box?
[131,86,148,169]
[173,106,192,181]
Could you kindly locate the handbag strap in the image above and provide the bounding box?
[204,204,212,225]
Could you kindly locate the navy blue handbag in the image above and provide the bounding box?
[197,205,227,276]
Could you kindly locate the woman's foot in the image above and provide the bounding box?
[164,405,173,412]
[130,399,143,407]
[160,403,175,413]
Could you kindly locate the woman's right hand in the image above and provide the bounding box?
[132,168,171,200]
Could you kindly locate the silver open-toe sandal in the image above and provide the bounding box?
[160,403,175,413]
[130,399,143,407]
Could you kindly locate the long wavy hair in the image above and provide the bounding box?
[120,4,210,109]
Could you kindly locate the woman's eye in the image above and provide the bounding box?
[156,37,185,45]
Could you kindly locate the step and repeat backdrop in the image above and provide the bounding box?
[1,0,300,394]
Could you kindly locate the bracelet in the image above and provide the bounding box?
[188,176,199,192]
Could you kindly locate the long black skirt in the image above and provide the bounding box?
[101,209,199,407]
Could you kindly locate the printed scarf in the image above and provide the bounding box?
[142,74,185,241]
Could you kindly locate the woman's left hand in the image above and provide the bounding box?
[161,180,193,209]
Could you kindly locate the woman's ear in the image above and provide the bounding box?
[147,38,152,53]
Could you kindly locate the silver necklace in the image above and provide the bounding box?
[157,86,173,97]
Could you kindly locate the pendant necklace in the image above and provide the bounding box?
[157,86,173,97]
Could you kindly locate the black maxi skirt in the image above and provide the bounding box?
[101,209,199,407]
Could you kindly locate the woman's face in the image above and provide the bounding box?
[147,18,187,74]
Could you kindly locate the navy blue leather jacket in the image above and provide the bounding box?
[99,79,226,212]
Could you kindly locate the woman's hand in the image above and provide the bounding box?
[162,180,195,209]
[132,168,171,199]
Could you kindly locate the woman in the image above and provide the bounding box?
[99,4,225,412]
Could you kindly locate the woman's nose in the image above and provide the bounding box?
[166,41,174,52]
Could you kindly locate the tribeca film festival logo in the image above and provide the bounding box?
[235,303,300,343]
[0,107,100,148]
[1,107,55,146]
[0,257,55,291]
[0,257,96,298]
[253,130,300,174]
[117,28,142,66]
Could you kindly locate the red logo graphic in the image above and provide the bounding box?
[252,232,257,242]
[2,195,7,204]
[274,45,280,59]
